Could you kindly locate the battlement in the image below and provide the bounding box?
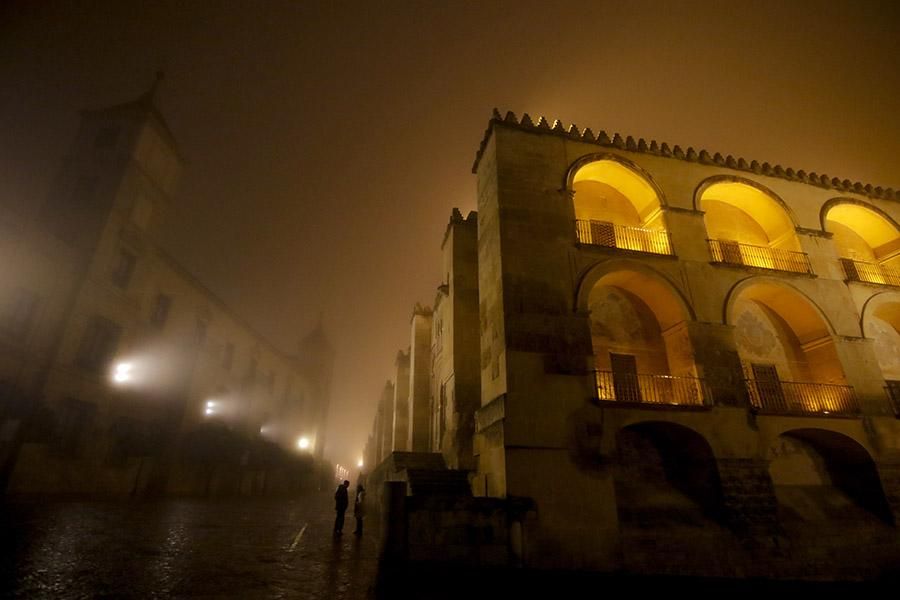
[473,109,897,201]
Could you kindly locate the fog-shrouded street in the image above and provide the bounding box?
[1,493,379,599]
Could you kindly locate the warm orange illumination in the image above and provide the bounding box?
[826,203,900,286]
[573,160,661,223]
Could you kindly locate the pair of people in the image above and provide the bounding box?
[333,480,365,536]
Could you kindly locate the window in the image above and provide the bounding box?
[0,288,38,340]
[222,342,234,371]
[150,293,172,329]
[111,249,136,289]
[76,316,121,373]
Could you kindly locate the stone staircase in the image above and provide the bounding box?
[371,451,472,497]
[405,468,472,497]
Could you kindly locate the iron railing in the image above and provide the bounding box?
[745,379,858,416]
[886,382,900,417]
[708,239,812,274]
[594,370,708,406]
[576,220,673,256]
[840,258,900,287]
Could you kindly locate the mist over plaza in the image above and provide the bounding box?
[2,1,900,595]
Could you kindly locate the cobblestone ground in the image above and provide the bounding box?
[0,493,379,599]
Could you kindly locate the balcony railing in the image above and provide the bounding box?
[886,381,900,417]
[745,379,858,416]
[708,239,812,274]
[594,370,709,406]
[576,220,673,256]
[840,258,900,287]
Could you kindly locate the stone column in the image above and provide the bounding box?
[392,350,410,451]
[684,321,747,407]
[408,305,433,452]
[380,381,395,460]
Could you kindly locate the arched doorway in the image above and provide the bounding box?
[727,280,856,414]
[823,200,900,286]
[615,422,724,523]
[570,156,672,255]
[587,266,704,405]
[698,179,810,273]
[768,428,893,525]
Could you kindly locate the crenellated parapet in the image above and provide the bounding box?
[472,109,898,201]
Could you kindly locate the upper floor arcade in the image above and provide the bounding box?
[472,111,900,420]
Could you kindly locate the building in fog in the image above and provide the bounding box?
[0,82,331,495]
[364,111,900,579]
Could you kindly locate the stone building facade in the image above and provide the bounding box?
[0,83,331,496]
[365,111,900,579]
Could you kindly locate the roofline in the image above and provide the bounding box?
[471,109,898,202]
[153,246,300,365]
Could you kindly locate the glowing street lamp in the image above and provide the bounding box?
[297,437,310,451]
[111,362,133,385]
[357,459,364,468]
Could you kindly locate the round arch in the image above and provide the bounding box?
[723,276,841,340]
[819,197,900,237]
[695,176,801,254]
[768,428,892,523]
[575,258,695,322]
[859,290,900,381]
[725,277,851,397]
[821,198,900,266]
[615,420,724,519]
[693,175,798,223]
[564,152,668,207]
[566,154,668,237]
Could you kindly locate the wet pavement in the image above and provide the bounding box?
[0,492,379,599]
[2,494,891,598]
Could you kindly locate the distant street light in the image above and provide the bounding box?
[111,362,133,385]
[297,437,310,450]
[357,459,364,468]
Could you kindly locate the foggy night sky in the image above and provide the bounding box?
[2,1,899,469]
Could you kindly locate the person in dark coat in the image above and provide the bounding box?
[353,484,366,536]
[333,480,350,535]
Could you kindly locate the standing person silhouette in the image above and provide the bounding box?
[333,480,350,536]
[353,484,366,536]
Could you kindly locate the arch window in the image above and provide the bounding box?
[587,269,706,406]
[729,281,857,415]
[824,202,900,286]
[861,295,900,414]
[700,181,811,274]
[571,158,673,255]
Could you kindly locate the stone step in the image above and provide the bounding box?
[406,468,472,497]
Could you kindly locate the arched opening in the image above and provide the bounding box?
[769,429,893,525]
[571,157,672,255]
[699,180,810,274]
[728,280,857,415]
[862,294,900,412]
[588,269,704,405]
[824,201,900,286]
[615,422,724,524]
